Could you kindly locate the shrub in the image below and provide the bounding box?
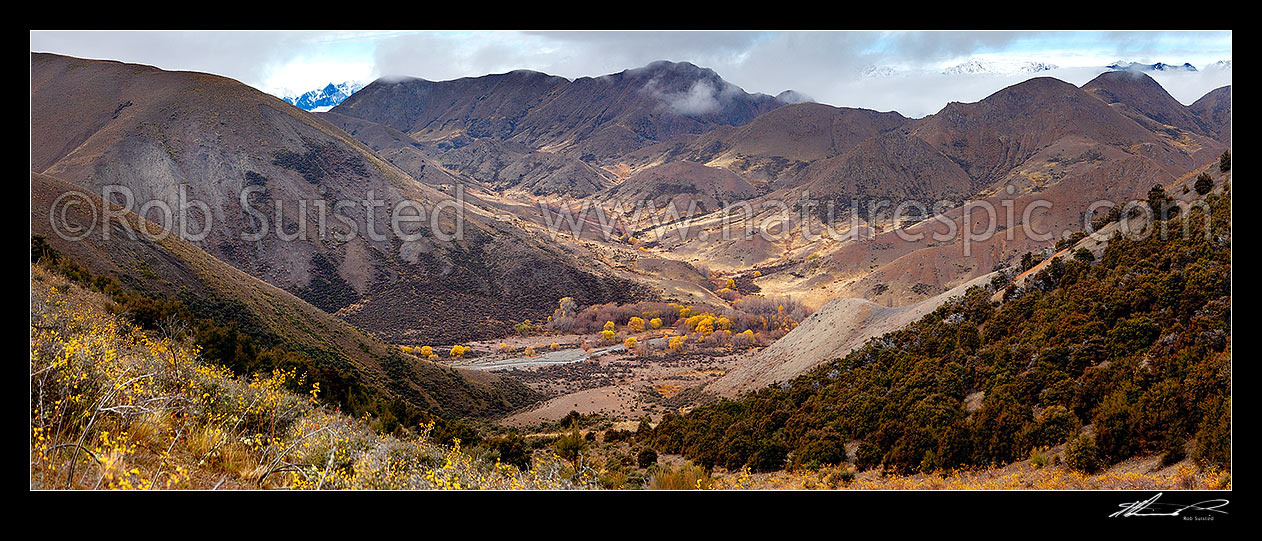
[825,468,855,488]
[795,438,846,468]
[1194,396,1230,469]
[554,430,587,464]
[1065,434,1101,473]
[1194,172,1214,195]
[1160,435,1187,468]
[637,448,658,468]
[1147,184,1176,221]
[749,440,787,473]
[667,335,686,352]
[485,434,530,471]
[1093,391,1136,463]
[854,441,882,471]
[1029,447,1050,469]
[627,317,645,332]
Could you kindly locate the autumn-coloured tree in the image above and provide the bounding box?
[600,329,616,342]
[420,345,433,357]
[628,316,645,332]
[695,315,716,335]
[624,337,638,350]
[649,317,663,329]
[603,321,616,332]
[668,335,686,352]
[450,345,468,357]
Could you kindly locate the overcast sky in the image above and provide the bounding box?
[30,30,1231,118]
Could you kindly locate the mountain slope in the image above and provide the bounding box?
[332,61,788,174]
[604,160,759,214]
[31,52,645,344]
[621,102,910,190]
[654,191,1230,474]
[31,171,536,418]
[797,130,974,203]
[1082,70,1214,137]
[1190,85,1232,146]
[911,77,1191,186]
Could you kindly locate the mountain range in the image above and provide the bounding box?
[29,51,1231,428]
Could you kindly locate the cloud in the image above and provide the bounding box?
[30,30,386,95]
[642,79,728,116]
[32,30,1231,118]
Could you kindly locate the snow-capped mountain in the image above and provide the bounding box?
[942,60,1058,75]
[1107,61,1198,72]
[860,66,898,79]
[282,82,366,112]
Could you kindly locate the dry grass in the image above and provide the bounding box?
[709,460,1231,490]
[29,264,598,491]
[647,463,716,490]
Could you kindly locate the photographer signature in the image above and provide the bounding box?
[1110,493,1229,518]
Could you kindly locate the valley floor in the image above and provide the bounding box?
[441,334,753,426]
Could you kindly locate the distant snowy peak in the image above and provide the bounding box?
[1107,61,1198,72]
[1018,62,1060,74]
[861,66,898,79]
[942,60,1058,75]
[282,81,366,111]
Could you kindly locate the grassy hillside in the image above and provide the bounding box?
[652,189,1230,476]
[29,264,592,490]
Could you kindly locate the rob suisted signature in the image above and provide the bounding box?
[1110,492,1229,519]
